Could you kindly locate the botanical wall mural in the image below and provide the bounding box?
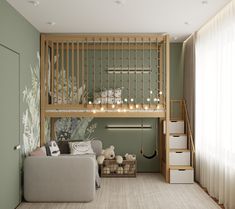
[55,117,97,141]
[22,53,97,155]
[22,52,40,156]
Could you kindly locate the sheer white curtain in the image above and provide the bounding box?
[195,1,235,209]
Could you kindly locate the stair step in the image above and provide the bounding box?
[170,167,194,184]
[169,150,191,166]
[170,165,193,170]
[170,133,186,136]
[170,149,190,152]
[170,119,184,122]
[163,120,184,134]
[169,135,187,149]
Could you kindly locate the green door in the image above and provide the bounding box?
[0,44,20,209]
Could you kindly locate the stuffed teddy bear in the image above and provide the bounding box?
[116,155,123,164]
[97,145,123,165]
[125,153,136,161]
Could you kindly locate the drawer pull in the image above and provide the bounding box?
[173,135,180,137]
[178,169,186,171]
[176,151,183,153]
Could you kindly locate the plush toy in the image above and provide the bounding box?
[110,164,118,172]
[97,145,115,165]
[116,166,124,174]
[116,155,123,164]
[103,167,110,175]
[97,155,105,165]
[124,164,130,174]
[97,145,123,165]
[125,153,136,161]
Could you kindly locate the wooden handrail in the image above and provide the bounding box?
[183,100,195,153]
[170,99,195,169]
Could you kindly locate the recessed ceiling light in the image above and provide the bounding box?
[47,22,56,26]
[184,22,190,25]
[114,0,126,5]
[28,0,40,7]
[201,0,208,5]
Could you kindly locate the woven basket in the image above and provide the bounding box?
[100,158,136,177]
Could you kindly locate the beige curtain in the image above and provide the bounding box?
[195,1,235,208]
[182,35,195,136]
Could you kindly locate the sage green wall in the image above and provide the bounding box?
[93,43,183,172]
[0,0,40,149]
[170,43,184,100]
[0,0,40,203]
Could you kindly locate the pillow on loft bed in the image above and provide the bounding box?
[93,97,123,105]
[100,88,122,98]
[93,88,123,104]
[51,84,86,104]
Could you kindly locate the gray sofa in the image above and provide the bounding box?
[24,140,102,202]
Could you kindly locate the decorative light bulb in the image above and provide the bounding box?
[88,101,92,105]
[159,91,162,95]
[112,104,115,108]
[147,98,150,102]
[117,109,121,112]
[130,98,134,102]
[136,104,139,108]
[144,106,148,110]
[100,107,104,111]
[123,109,127,112]
[124,98,128,102]
[150,90,153,94]
[130,106,133,110]
[153,98,157,102]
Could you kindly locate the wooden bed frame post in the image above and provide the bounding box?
[165,35,170,182]
[40,34,46,146]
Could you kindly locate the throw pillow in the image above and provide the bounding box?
[46,140,60,156]
[29,146,47,157]
[69,141,94,155]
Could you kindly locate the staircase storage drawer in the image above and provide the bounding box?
[164,121,184,134]
[169,135,187,149]
[169,151,190,166]
[170,169,194,184]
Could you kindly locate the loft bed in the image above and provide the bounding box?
[40,34,170,152]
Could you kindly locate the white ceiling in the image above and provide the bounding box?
[7,0,230,42]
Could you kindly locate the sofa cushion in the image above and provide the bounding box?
[45,140,60,156]
[30,146,46,157]
[69,141,94,155]
[57,140,102,156]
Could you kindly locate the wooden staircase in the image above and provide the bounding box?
[162,100,195,183]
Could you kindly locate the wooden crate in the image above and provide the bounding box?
[100,158,136,177]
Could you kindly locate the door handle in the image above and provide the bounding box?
[14,145,21,150]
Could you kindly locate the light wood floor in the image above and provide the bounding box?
[18,173,220,209]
